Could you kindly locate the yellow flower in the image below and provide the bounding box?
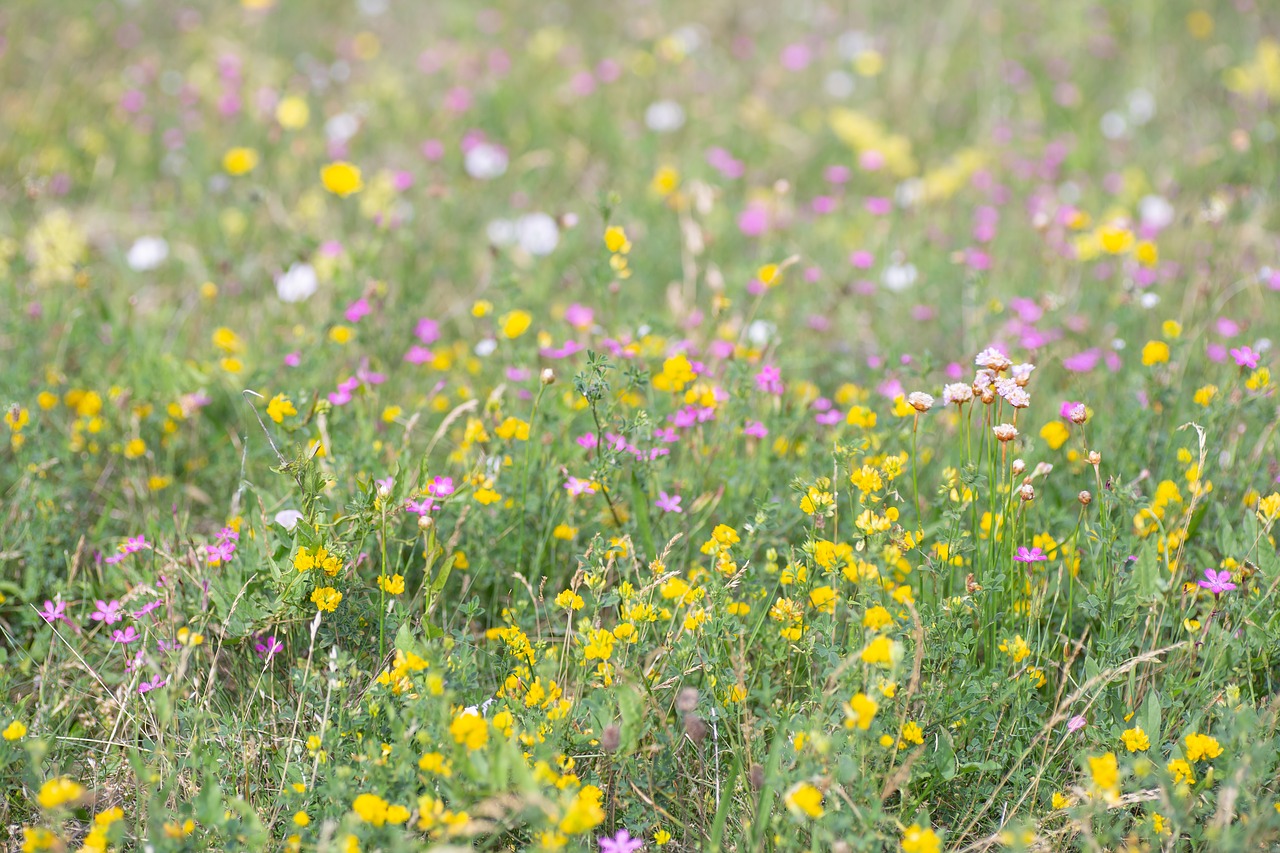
[1167,758,1195,785]
[1121,726,1150,752]
[450,711,488,751]
[899,721,924,746]
[1098,225,1134,254]
[310,587,342,612]
[1193,384,1218,406]
[1040,421,1070,450]
[1088,752,1120,797]
[123,438,146,459]
[757,263,779,287]
[998,635,1030,664]
[654,828,672,846]
[651,167,679,196]
[1184,732,1223,761]
[808,585,837,614]
[495,417,530,440]
[783,782,824,819]
[276,96,310,129]
[38,776,85,810]
[1141,340,1170,366]
[603,226,631,254]
[552,524,577,540]
[558,785,605,834]
[293,811,310,827]
[500,310,532,338]
[860,635,895,667]
[901,823,941,853]
[3,720,27,740]
[352,793,389,826]
[377,574,405,595]
[223,147,259,176]
[267,394,297,423]
[1051,791,1071,809]
[321,161,364,197]
[844,693,878,730]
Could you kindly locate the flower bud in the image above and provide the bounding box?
[1019,483,1036,502]
[540,368,556,386]
[1011,459,1026,476]
[684,715,708,743]
[1078,490,1092,506]
[1087,450,1101,466]
[417,515,435,532]
[601,724,621,753]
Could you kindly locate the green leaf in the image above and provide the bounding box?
[1143,688,1162,742]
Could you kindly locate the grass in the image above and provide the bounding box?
[3,0,1280,850]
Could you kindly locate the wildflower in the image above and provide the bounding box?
[1197,568,1236,595]
[1167,758,1195,784]
[450,710,488,750]
[500,309,532,338]
[1088,752,1119,798]
[90,599,123,624]
[311,587,342,612]
[844,693,878,730]
[38,777,86,809]
[907,391,934,412]
[1051,792,1071,809]
[111,626,139,644]
[352,793,389,826]
[942,383,973,405]
[3,720,27,740]
[1067,715,1087,733]
[377,574,405,595]
[655,491,683,513]
[998,635,1030,663]
[863,605,893,631]
[1015,547,1047,563]
[1184,732,1223,761]
[267,394,297,423]
[559,784,605,834]
[1040,421,1070,450]
[599,829,644,853]
[1141,340,1170,366]
[993,424,1018,442]
[901,824,941,853]
[654,829,672,846]
[1230,346,1260,368]
[276,96,310,128]
[899,721,924,746]
[223,147,259,176]
[276,262,318,303]
[321,161,363,196]
[603,226,631,254]
[783,782,824,819]
[1122,726,1150,752]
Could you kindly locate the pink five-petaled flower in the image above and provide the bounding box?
[206,540,236,564]
[90,600,123,625]
[1015,547,1048,563]
[598,829,644,853]
[429,476,455,497]
[1067,715,1087,733]
[255,635,284,660]
[744,420,768,438]
[655,491,683,513]
[139,675,167,694]
[1229,346,1259,369]
[564,476,596,496]
[1197,568,1237,595]
[112,626,140,644]
[39,599,69,624]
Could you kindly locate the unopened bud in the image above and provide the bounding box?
[601,724,621,753]
[417,515,435,532]
[377,484,391,500]
[1019,483,1036,502]
[540,368,556,386]
[1011,459,1026,476]
[1078,490,1092,506]
[1087,450,1101,466]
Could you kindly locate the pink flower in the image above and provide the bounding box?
[598,829,644,853]
[655,491,683,513]
[1230,346,1260,369]
[1015,547,1047,563]
[112,626,140,644]
[90,600,124,625]
[1067,715,1086,733]
[564,477,596,496]
[428,476,455,497]
[39,599,68,624]
[1197,568,1236,595]
[255,635,284,660]
[755,364,783,395]
[744,420,768,438]
[344,298,372,323]
[139,674,167,694]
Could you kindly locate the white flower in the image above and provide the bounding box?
[325,113,359,143]
[645,100,686,133]
[486,218,517,246]
[942,383,974,405]
[882,261,917,292]
[515,212,559,256]
[126,236,168,271]
[746,320,775,346]
[1011,363,1036,386]
[474,338,497,357]
[907,392,934,412]
[975,348,1012,372]
[276,262,318,303]
[275,509,305,530]
[993,423,1019,442]
[464,143,508,180]
[1146,194,1172,229]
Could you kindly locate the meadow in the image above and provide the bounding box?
[4,0,1280,850]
